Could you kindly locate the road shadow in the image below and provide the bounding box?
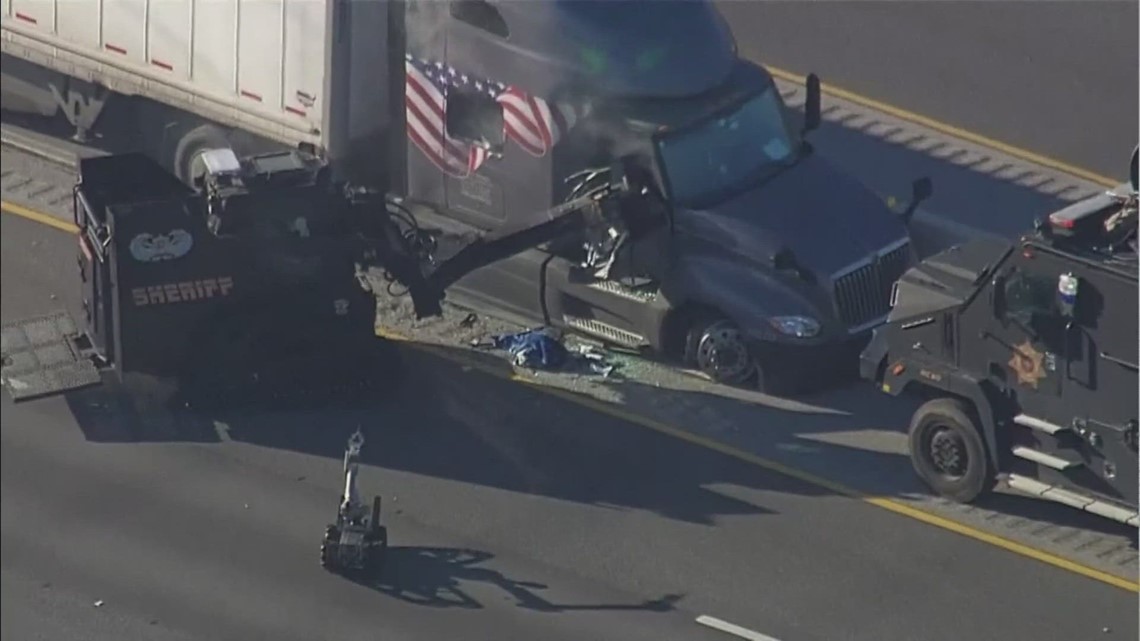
[580,363,1137,541]
[55,336,837,526]
[369,545,683,613]
[48,299,1133,541]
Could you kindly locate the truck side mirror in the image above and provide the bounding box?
[802,73,822,135]
[896,177,933,225]
[911,177,933,203]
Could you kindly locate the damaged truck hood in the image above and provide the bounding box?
[674,153,910,280]
[888,236,1013,321]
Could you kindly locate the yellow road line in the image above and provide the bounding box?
[2,200,79,233]
[765,65,1121,188]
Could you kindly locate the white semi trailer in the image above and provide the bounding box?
[1,0,399,187]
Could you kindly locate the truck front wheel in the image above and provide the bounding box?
[908,398,994,503]
[681,312,757,387]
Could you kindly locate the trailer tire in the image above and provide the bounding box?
[908,398,994,503]
[173,124,234,186]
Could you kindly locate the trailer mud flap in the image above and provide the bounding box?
[1,311,103,402]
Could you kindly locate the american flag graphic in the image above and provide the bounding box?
[405,54,584,178]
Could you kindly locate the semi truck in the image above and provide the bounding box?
[2,0,928,395]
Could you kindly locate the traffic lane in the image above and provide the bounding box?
[5,218,1138,641]
[0,215,713,641]
[719,0,1138,177]
[1,569,204,641]
[792,102,1092,240]
[309,344,1139,641]
[0,398,712,641]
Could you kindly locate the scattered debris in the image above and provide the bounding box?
[568,343,616,377]
[459,312,478,328]
[93,600,104,607]
[471,327,618,377]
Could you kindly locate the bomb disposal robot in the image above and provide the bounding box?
[320,429,388,576]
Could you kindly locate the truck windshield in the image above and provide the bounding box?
[656,87,800,207]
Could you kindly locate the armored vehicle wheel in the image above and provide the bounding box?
[908,398,994,503]
[319,525,340,570]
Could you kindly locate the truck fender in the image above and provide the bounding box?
[886,366,1004,472]
[662,253,817,340]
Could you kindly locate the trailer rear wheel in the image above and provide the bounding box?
[173,124,234,186]
[908,398,994,503]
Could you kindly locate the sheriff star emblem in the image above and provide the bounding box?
[1009,340,1047,388]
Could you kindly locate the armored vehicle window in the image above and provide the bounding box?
[1004,268,1056,326]
[450,1,509,38]
[446,91,505,149]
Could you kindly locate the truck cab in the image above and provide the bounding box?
[861,148,1139,526]
[395,0,924,394]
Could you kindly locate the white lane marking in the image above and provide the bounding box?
[696,614,784,641]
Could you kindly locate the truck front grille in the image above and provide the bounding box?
[832,240,912,331]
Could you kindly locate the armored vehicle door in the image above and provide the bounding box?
[984,244,1077,422]
[1069,263,1138,506]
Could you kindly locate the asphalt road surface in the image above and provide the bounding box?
[721,0,1139,177]
[3,213,1138,641]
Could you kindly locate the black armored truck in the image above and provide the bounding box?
[861,149,1139,527]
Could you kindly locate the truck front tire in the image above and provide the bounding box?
[681,311,759,387]
[908,398,994,503]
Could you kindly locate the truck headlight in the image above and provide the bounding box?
[767,315,821,338]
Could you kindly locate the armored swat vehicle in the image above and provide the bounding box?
[861,148,1139,526]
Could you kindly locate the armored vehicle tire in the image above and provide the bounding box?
[908,398,994,503]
